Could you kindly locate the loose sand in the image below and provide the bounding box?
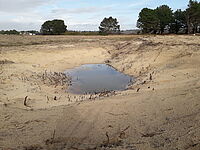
[0,35,200,150]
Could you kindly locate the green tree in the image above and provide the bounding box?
[99,17,120,34]
[137,8,160,33]
[170,9,187,34]
[156,5,173,34]
[0,30,19,35]
[41,19,67,35]
[186,0,200,34]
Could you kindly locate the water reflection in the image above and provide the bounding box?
[65,64,133,94]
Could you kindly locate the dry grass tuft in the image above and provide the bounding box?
[0,59,15,64]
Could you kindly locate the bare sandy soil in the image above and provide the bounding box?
[0,35,200,150]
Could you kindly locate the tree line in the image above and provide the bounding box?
[1,0,199,35]
[40,17,120,35]
[0,30,39,35]
[41,0,200,35]
[137,0,200,34]
[0,30,20,35]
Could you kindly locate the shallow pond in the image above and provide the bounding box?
[65,64,133,94]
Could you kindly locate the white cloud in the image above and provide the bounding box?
[0,0,136,31]
[52,7,101,14]
[51,4,117,15]
[0,0,49,13]
[129,0,152,7]
[0,21,41,31]
[68,24,98,31]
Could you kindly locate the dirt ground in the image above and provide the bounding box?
[0,35,200,150]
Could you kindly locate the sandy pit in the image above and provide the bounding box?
[0,35,200,150]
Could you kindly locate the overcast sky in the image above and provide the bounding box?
[0,0,193,31]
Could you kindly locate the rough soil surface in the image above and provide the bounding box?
[0,35,200,150]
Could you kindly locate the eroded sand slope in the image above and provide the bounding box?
[0,35,200,150]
